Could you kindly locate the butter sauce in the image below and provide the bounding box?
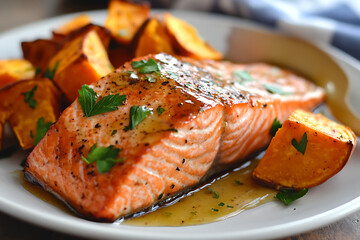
[20,159,276,226]
[125,159,276,226]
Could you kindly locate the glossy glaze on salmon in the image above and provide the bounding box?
[24,53,325,221]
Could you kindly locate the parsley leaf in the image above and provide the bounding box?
[0,145,18,159]
[131,59,161,74]
[124,105,151,131]
[33,117,53,146]
[234,180,243,185]
[233,70,255,83]
[81,143,123,173]
[263,83,292,95]
[22,85,37,109]
[166,71,178,80]
[270,118,282,137]
[34,67,42,77]
[292,132,308,155]
[207,187,220,199]
[275,188,308,206]
[44,61,59,80]
[157,106,165,115]
[118,29,128,37]
[158,193,164,200]
[78,85,126,117]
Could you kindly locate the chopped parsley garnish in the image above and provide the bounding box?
[111,130,117,136]
[44,61,59,80]
[81,143,123,173]
[218,202,225,207]
[33,117,53,146]
[78,85,126,117]
[227,205,234,208]
[157,106,165,115]
[234,180,243,185]
[200,108,204,113]
[233,70,255,83]
[145,76,156,83]
[131,58,161,74]
[275,188,308,206]
[164,212,172,216]
[22,85,37,109]
[158,193,164,200]
[118,29,128,37]
[270,118,282,137]
[124,105,151,131]
[34,67,42,77]
[166,71,178,80]
[211,208,219,212]
[207,187,220,199]
[0,145,17,159]
[167,128,178,132]
[292,132,308,155]
[263,83,291,95]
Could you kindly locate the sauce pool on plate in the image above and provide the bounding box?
[20,159,276,226]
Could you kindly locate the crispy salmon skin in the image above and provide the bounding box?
[24,53,325,221]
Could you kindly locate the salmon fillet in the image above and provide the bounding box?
[24,53,325,221]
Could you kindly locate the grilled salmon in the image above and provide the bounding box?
[24,53,325,221]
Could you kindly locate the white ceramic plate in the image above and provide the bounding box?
[0,10,359,240]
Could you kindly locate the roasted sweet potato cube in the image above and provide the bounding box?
[48,30,114,102]
[64,24,112,50]
[21,39,61,71]
[0,59,35,88]
[163,13,222,60]
[108,44,133,68]
[105,0,150,44]
[253,109,357,190]
[0,79,61,149]
[135,17,174,57]
[52,14,91,41]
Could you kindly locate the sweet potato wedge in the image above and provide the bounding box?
[52,14,92,41]
[105,0,150,44]
[21,39,61,71]
[60,23,112,52]
[108,44,133,68]
[253,109,357,190]
[0,59,35,88]
[134,16,174,57]
[163,13,222,60]
[48,30,113,102]
[0,79,61,149]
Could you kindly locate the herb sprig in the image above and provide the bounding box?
[275,188,308,205]
[124,105,151,131]
[131,59,161,74]
[263,83,292,95]
[78,85,126,117]
[233,70,255,83]
[82,143,123,173]
[22,85,37,109]
[44,61,59,80]
[292,132,308,155]
[270,118,282,137]
[33,117,53,145]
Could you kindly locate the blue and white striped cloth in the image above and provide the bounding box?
[169,0,360,61]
